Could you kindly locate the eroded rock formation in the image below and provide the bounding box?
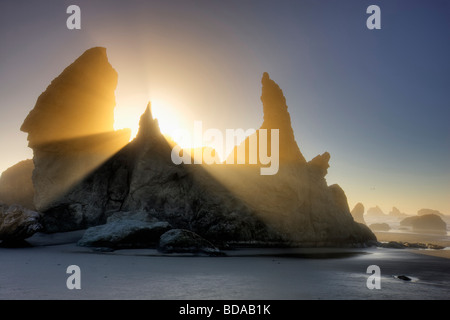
[20,47,130,212]
[20,47,376,247]
[208,73,374,245]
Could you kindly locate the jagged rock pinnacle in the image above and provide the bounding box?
[136,101,161,141]
[260,72,306,164]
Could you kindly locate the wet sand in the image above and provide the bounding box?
[0,231,449,300]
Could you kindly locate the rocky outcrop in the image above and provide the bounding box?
[0,203,42,242]
[158,229,222,255]
[389,207,408,217]
[77,220,172,249]
[366,206,386,218]
[350,203,365,224]
[400,214,447,234]
[379,241,444,250]
[20,47,376,247]
[0,160,35,210]
[20,47,130,212]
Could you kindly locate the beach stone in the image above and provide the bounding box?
[158,229,222,255]
[77,220,172,249]
[0,203,42,241]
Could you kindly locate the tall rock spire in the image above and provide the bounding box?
[260,72,306,164]
[228,72,306,165]
[135,102,162,142]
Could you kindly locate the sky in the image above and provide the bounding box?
[0,0,449,215]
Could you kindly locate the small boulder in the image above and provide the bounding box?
[158,229,223,256]
[77,220,172,249]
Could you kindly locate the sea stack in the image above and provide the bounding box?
[20,47,130,212]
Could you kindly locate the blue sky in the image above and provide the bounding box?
[0,0,449,214]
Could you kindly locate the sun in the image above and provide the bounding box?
[150,98,193,147]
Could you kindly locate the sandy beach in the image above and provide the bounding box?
[0,230,449,300]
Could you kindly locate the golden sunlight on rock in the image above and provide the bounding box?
[20,47,130,211]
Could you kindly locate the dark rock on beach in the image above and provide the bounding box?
[158,229,223,256]
[0,203,42,242]
[77,220,172,249]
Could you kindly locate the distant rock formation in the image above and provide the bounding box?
[20,47,376,247]
[0,160,35,210]
[369,223,390,232]
[20,47,131,212]
[399,216,415,227]
[350,203,365,224]
[417,208,446,217]
[389,207,408,217]
[366,206,386,218]
[0,203,41,243]
[400,214,447,234]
